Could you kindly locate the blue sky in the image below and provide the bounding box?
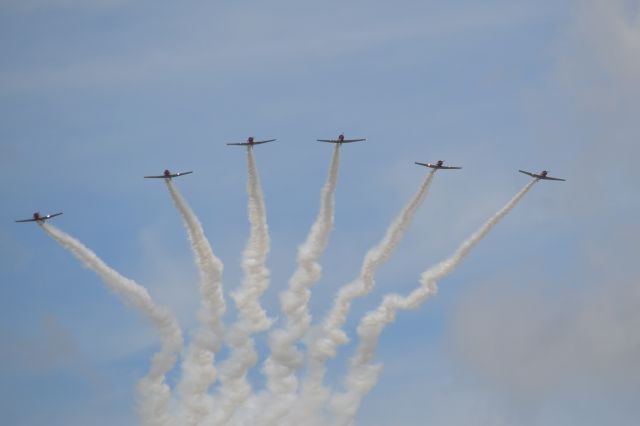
[1,0,639,425]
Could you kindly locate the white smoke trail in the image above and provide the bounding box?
[212,147,272,425]
[40,223,183,426]
[163,180,226,425]
[330,179,537,425]
[259,144,341,425]
[296,169,436,422]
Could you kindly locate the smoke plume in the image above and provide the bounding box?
[299,169,436,421]
[330,179,537,425]
[34,152,545,426]
[213,147,273,425]
[261,144,341,425]
[163,179,226,425]
[40,223,183,426]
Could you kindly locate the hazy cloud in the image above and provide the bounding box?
[0,315,78,373]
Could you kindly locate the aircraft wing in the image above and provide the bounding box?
[316,138,365,143]
[519,170,565,181]
[15,212,63,223]
[415,162,460,169]
[252,139,276,145]
[144,171,192,179]
[518,170,537,178]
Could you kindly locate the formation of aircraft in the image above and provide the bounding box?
[519,170,566,181]
[15,212,63,223]
[317,134,366,144]
[15,136,567,224]
[415,160,462,170]
[226,137,276,148]
[144,170,193,179]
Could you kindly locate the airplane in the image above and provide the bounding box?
[415,160,462,170]
[144,169,193,179]
[317,134,366,144]
[226,137,276,148]
[15,212,63,223]
[519,170,566,181]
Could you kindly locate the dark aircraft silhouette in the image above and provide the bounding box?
[415,160,462,170]
[317,134,365,144]
[519,170,565,181]
[15,212,63,223]
[226,137,276,148]
[144,170,193,179]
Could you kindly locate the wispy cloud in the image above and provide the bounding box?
[0,0,127,14]
[0,1,552,92]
